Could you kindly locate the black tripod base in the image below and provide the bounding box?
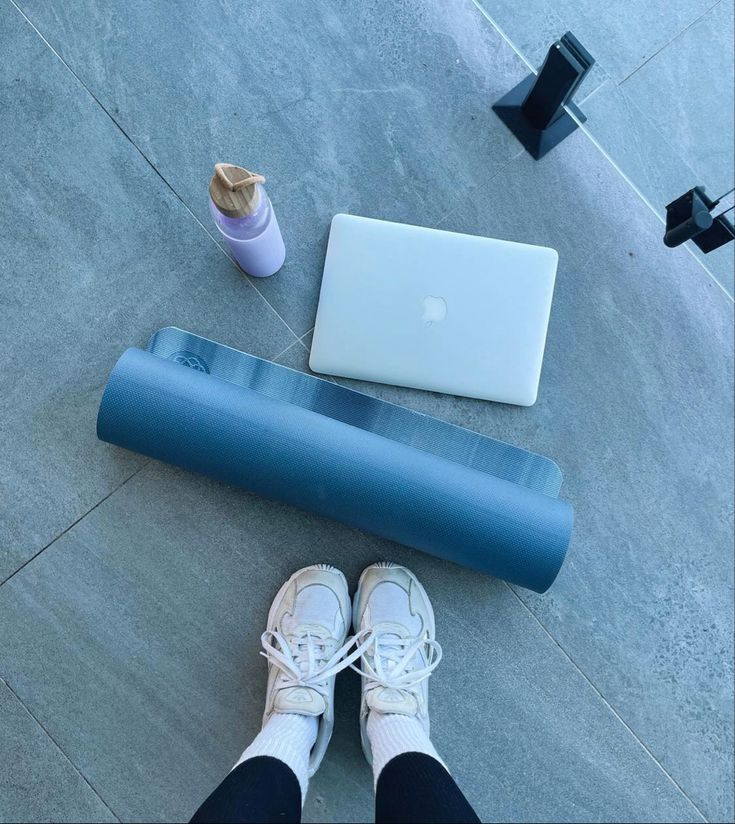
[492,74,586,160]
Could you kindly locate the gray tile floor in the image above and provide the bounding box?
[473,0,735,295]
[0,1,733,822]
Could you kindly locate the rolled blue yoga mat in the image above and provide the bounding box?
[97,328,573,592]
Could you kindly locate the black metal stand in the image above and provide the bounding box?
[664,187,735,253]
[493,32,595,160]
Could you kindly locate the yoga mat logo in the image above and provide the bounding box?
[169,351,210,373]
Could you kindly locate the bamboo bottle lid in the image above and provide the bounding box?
[209,163,266,218]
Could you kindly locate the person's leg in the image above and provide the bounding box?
[352,562,481,824]
[374,753,480,824]
[190,564,361,824]
[190,755,302,824]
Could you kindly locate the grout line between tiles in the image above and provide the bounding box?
[433,147,525,230]
[575,115,734,302]
[6,0,303,342]
[468,0,535,73]
[297,328,314,347]
[503,582,710,823]
[578,78,609,106]
[272,334,306,362]
[619,0,725,85]
[0,462,149,590]
[0,676,121,822]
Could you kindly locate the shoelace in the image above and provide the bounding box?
[349,631,442,693]
[260,627,375,698]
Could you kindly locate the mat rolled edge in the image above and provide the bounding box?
[97,348,573,592]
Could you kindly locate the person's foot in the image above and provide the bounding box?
[260,564,358,776]
[351,562,443,764]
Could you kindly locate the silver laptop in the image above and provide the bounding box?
[309,214,558,406]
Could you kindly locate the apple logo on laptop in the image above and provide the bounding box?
[422,295,447,326]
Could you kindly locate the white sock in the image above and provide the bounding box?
[366,711,446,787]
[232,713,318,801]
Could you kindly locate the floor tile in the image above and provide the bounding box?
[614,0,735,296]
[473,0,714,87]
[691,228,735,298]
[581,79,734,296]
[0,4,294,581]
[0,680,116,823]
[0,465,702,823]
[581,80,704,213]
[311,132,733,821]
[621,0,734,204]
[10,0,528,336]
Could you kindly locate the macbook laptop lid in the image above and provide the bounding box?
[309,214,558,406]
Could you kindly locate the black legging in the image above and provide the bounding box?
[191,752,481,823]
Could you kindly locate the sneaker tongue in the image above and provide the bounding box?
[274,686,326,716]
[363,622,421,716]
[366,686,418,715]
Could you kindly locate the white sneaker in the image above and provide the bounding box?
[351,562,443,764]
[259,564,366,776]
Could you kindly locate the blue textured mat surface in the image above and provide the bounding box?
[96,328,573,592]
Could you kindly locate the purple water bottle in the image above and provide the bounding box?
[208,163,286,277]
